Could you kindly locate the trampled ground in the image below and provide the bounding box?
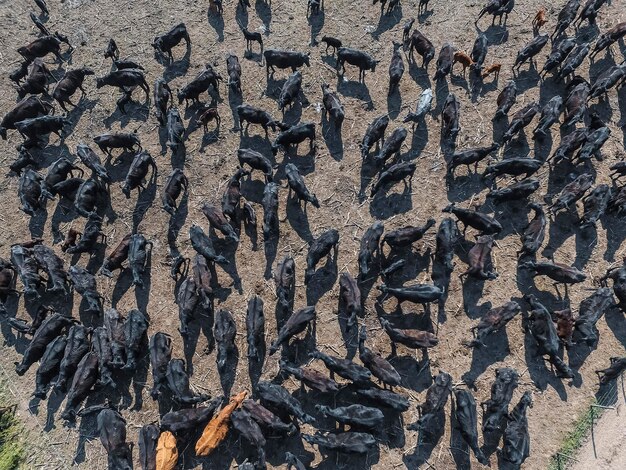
[0,0,625,469]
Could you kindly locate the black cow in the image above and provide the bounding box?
[152,23,191,60]
[263,49,310,75]
[337,47,378,81]
[272,122,315,155]
[97,409,133,470]
[53,68,94,112]
[1,95,54,140]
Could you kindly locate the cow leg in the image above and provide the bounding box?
[141,80,150,100]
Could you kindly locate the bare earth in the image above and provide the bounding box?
[0,0,626,469]
[570,400,626,470]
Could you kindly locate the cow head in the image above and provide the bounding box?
[121,182,131,199]
[17,46,29,58]
[304,52,311,67]
[152,37,163,52]
[424,50,435,67]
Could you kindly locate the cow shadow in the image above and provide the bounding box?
[482,24,509,46]
[134,249,152,312]
[407,61,432,93]
[236,2,249,29]
[49,201,77,244]
[403,412,445,470]
[445,170,487,203]
[603,213,626,262]
[127,338,150,411]
[533,131,553,162]
[218,343,239,397]
[285,195,314,243]
[255,0,272,35]
[315,448,380,469]
[618,85,626,148]
[211,235,243,294]
[337,77,374,110]
[371,6,402,40]
[491,200,532,240]
[282,324,317,365]
[64,98,98,138]
[605,306,626,350]
[239,134,274,160]
[574,224,597,270]
[105,150,137,182]
[450,73,470,95]
[248,341,266,390]
[390,350,433,394]
[244,49,264,63]
[28,207,48,239]
[358,156,380,203]
[264,237,278,280]
[476,74,499,100]
[305,252,338,306]
[282,99,304,128]
[482,427,504,460]
[181,308,205,378]
[241,176,269,207]
[320,113,344,161]
[387,85,402,120]
[43,389,66,432]
[460,277,490,315]
[167,192,189,253]
[521,302,569,401]
[408,122,428,160]
[382,246,432,285]
[542,210,577,260]
[337,299,359,359]
[369,181,413,220]
[131,180,157,233]
[462,329,511,388]
[228,85,244,131]
[450,398,472,470]
[110,269,134,308]
[71,394,102,464]
[207,10,225,42]
[265,74,286,100]
[0,296,22,347]
[279,146,316,175]
[513,65,541,94]
[161,48,192,82]
[102,98,150,129]
[491,113,509,145]
[415,5,433,22]
[433,78,449,116]
[307,9,325,46]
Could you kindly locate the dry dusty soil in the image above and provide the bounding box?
[0,0,625,469]
[571,398,626,470]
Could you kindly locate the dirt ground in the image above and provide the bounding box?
[0,0,625,469]
[570,399,626,470]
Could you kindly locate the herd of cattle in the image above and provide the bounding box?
[1,0,626,468]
